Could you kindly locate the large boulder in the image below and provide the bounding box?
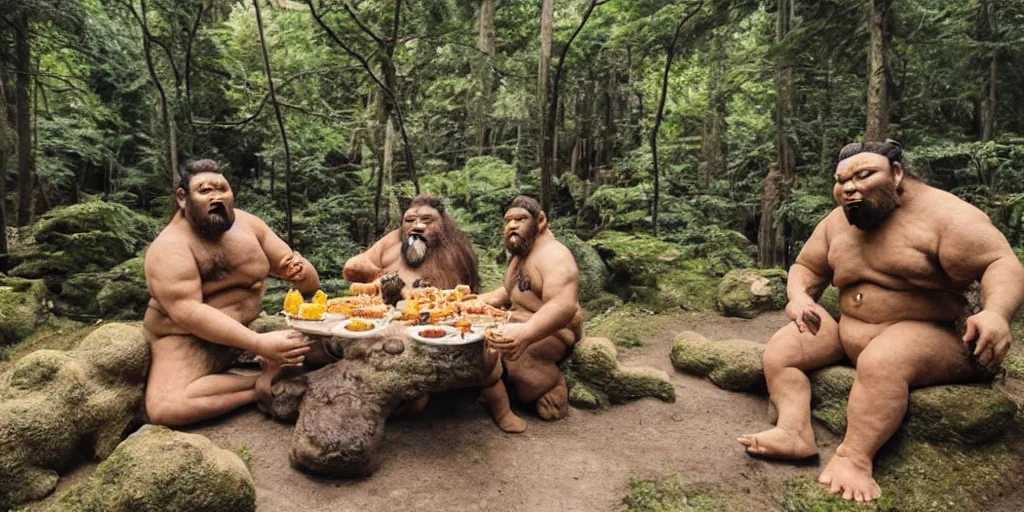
[10,200,157,280]
[0,276,51,345]
[554,231,609,305]
[670,331,765,392]
[0,323,150,509]
[40,425,255,512]
[563,337,675,409]
[716,268,787,319]
[59,257,150,320]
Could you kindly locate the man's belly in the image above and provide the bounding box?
[509,305,584,346]
[143,287,266,340]
[838,282,967,324]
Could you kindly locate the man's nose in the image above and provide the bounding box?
[842,181,857,195]
[414,222,427,231]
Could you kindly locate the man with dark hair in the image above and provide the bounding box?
[737,141,1024,502]
[344,194,480,292]
[144,159,321,426]
[480,196,583,421]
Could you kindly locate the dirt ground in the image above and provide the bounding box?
[43,311,1024,511]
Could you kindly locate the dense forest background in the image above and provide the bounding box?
[1,0,1024,324]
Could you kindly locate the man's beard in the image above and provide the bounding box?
[185,195,235,240]
[504,224,537,256]
[843,186,899,230]
[401,233,433,268]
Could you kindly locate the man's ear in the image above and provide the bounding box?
[175,188,187,211]
[892,162,904,190]
[537,211,549,232]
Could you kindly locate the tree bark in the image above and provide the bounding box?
[700,27,728,190]
[0,75,9,272]
[538,0,554,172]
[383,115,395,228]
[977,0,996,142]
[14,12,32,226]
[254,0,293,245]
[135,0,179,186]
[542,0,605,216]
[865,0,892,141]
[760,0,794,268]
[652,3,702,235]
[474,0,496,156]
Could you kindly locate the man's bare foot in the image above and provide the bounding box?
[480,380,526,433]
[493,408,527,433]
[818,445,881,502]
[536,377,568,421]
[736,426,817,459]
[255,361,303,416]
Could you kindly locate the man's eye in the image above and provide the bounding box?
[857,171,872,179]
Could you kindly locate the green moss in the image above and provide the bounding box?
[236,445,254,475]
[0,276,51,345]
[566,337,675,407]
[589,231,681,288]
[778,438,1016,512]
[670,331,766,392]
[716,269,780,319]
[585,305,680,347]
[903,386,1017,444]
[554,231,609,303]
[808,366,855,435]
[623,475,723,512]
[817,286,841,320]
[9,252,78,279]
[650,264,720,312]
[578,185,650,236]
[43,426,256,512]
[0,318,96,374]
[96,257,149,320]
[565,370,607,409]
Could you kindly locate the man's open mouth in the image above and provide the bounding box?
[408,233,426,244]
[209,203,226,216]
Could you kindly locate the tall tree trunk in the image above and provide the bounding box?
[977,0,996,142]
[760,0,794,268]
[652,3,702,235]
[700,27,728,190]
[819,65,832,175]
[14,13,32,226]
[538,0,554,172]
[254,0,293,245]
[0,75,9,272]
[865,0,892,141]
[383,116,395,228]
[542,0,604,216]
[136,0,179,186]
[474,0,496,156]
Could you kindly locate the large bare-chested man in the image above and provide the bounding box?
[343,194,480,293]
[144,159,321,426]
[342,194,525,431]
[737,141,1024,502]
[481,196,583,421]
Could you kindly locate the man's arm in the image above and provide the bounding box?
[247,211,321,294]
[343,231,394,283]
[479,282,511,308]
[786,210,837,334]
[938,206,1024,366]
[145,238,259,352]
[521,263,579,346]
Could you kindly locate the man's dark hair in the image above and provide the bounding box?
[509,195,542,219]
[177,159,224,193]
[408,193,446,215]
[837,140,916,177]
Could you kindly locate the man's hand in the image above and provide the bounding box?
[785,293,826,335]
[256,330,312,366]
[962,310,1012,368]
[485,323,534,362]
[278,251,306,283]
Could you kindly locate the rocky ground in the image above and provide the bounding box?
[7,309,1022,512]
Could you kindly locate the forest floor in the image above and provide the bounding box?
[32,310,1024,511]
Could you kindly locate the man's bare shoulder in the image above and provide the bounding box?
[815,207,847,237]
[535,236,579,275]
[916,186,991,225]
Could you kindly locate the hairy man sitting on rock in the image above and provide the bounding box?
[343,194,480,293]
[480,196,583,421]
[144,159,321,426]
[737,140,1024,502]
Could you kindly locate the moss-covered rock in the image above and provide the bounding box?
[41,425,255,512]
[715,269,786,319]
[9,200,157,280]
[578,185,650,236]
[0,323,149,509]
[248,314,288,334]
[554,231,609,304]
[670,331,765,392]
[590,231,681,289]
[0,276,51,345]
[563,337,675,409]
[778,438,1016,512]
[96,257,149,320]
[818,286,841,320]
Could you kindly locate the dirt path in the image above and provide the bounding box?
[39,311,1024,511]
[177,311,838,511]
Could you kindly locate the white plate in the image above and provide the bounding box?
[331,318,387,338]
[285,315,339,337]
[407,325,480,346]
